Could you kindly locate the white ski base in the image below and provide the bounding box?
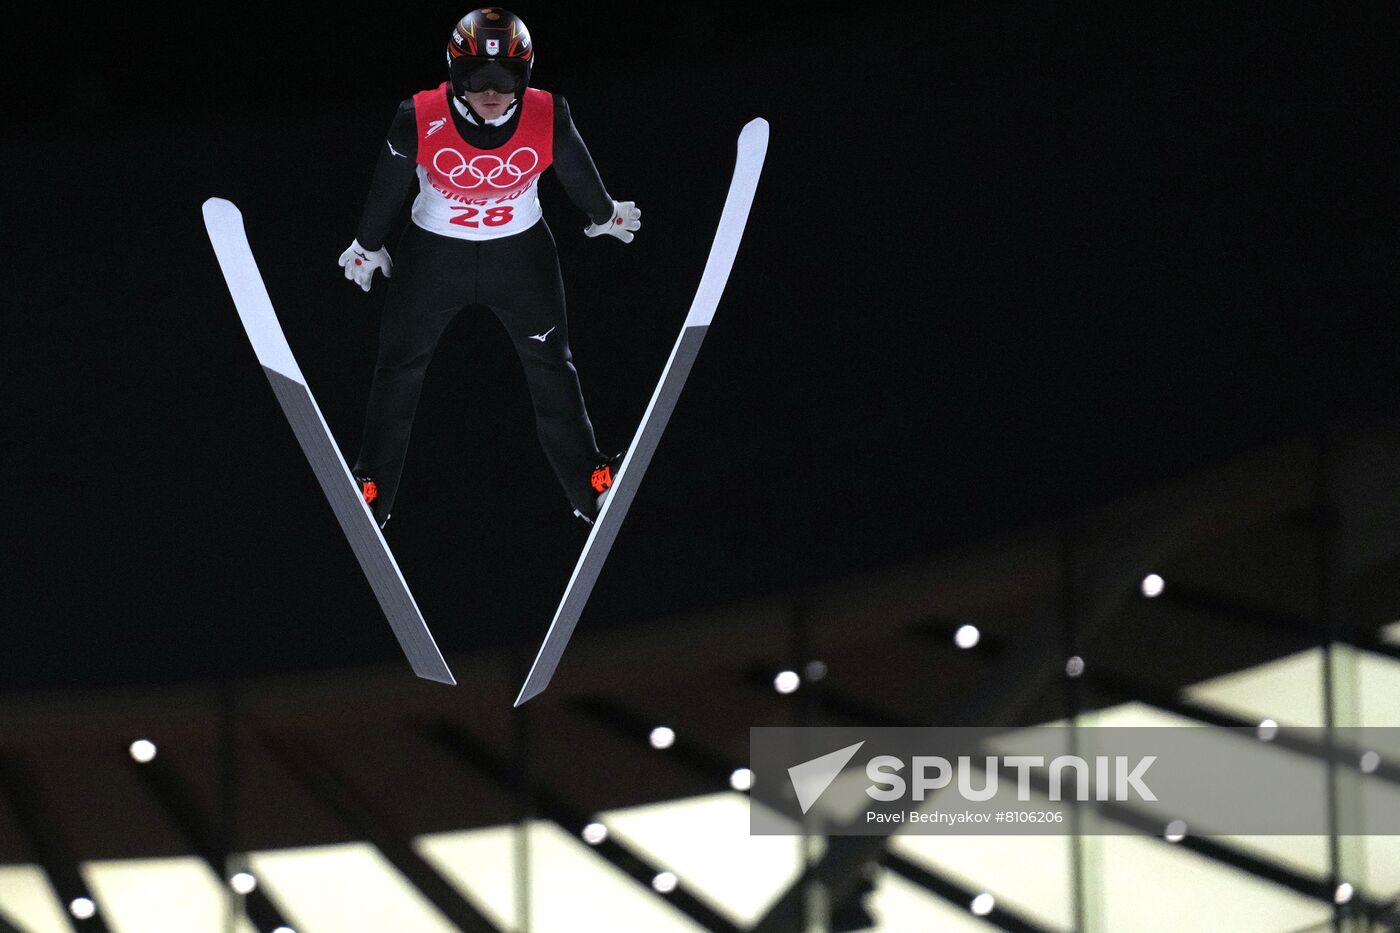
[515,117,770,706]
[202,198,455,685]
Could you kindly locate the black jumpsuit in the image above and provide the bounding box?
[350,91,617,522]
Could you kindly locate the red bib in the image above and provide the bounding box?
[409,84,554,239]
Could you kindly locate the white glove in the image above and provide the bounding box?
[338,239,392,292]
[584,200,641,244]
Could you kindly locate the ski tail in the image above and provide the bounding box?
[513,118,770,706]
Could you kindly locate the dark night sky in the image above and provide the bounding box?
[4,4,1396,692]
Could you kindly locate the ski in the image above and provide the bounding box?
[515,118,770,706]
[202,198,456,685]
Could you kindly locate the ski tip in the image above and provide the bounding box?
[740,117,770,146]
[201,197,241,225]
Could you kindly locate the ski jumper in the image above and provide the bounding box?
[352,84,617,521]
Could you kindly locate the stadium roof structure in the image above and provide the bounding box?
[3,421,1399,932]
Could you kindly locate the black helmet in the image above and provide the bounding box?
[446,8,534,97]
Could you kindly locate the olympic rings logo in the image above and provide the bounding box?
[432,146,540,190]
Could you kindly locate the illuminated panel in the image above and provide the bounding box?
[1354,650,1400,732]
[1185,650,1327,726]
[891,829,1075,932]
[866,868,1000,931]
[1184,647,1400,732]
[82,857,256,933]
[599,792,802,927]
[248,843,455,933]
[0,864,70,933]
[413,824,513,930]
[1352,799,1400,895]
[416,820,707,932]
[1096,835,1330,933]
